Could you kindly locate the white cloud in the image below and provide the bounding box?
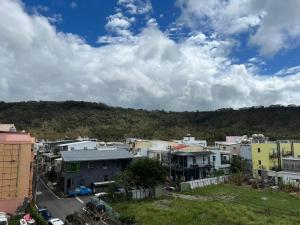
[47,13,63,24]
[1,0,300,111]
[177,0,300,56]
[118,0,152,15]
[98,12,136,44]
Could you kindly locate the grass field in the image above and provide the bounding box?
[113,184,300,225]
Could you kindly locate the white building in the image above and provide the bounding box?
[209,147,231,174]
[268,158,300,186]
[57,140,97,151]
[175,134,207,147]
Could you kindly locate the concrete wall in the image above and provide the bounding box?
[180,176,229,191]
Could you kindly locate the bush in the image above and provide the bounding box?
[28,203,48,225]
[119,214,137,225]
[8,215,22,225]
[231,172,243,186]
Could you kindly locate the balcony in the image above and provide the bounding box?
[269,152,278,159]
[270,166,281,171]
[281,151,293,157]
[221,160,230,164]
[171,162,213,170]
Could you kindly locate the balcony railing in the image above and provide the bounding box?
[221,160,230,164]
[171,162,213,170]
[270,166,281,172]
[269,152,278,159]
[281,151,293,157]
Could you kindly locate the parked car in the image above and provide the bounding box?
[0,212,8,225]
[86,197,106,213]
[94,192,108,198]
[164,186,176,191]
[19,219,27,225]
[38,208,52,221]
[68,186,93,197]
[48,218,64,225]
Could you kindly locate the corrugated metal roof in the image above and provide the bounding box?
[60,149,133,162]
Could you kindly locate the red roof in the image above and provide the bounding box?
[0,132,35,144]
[173,144,188,150]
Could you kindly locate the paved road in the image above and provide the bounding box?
[36,177,91,220]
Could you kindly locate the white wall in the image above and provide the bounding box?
[61,141,97,151]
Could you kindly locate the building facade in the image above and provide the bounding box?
[252,141,300,176]
[59,149,133,194]
[0,131,35,214]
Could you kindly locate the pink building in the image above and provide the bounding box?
[0,131,35,214]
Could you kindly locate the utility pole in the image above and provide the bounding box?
[33,147,40,203]
[168,145,172,181]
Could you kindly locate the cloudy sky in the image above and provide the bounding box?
[1,0,300,111]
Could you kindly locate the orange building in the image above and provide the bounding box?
[0,131,35,214]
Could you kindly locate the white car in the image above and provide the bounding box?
[20,219,27,225]
[94,192,108,198]
[48,218,64,225]
[0,212,8,225]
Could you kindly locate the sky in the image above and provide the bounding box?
[1,0,300,111]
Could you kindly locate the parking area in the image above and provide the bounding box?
[36,177,91,220]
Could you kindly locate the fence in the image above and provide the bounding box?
[180,176,229,192]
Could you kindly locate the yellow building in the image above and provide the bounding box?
[252,141,300,175]
[0,131,35,214]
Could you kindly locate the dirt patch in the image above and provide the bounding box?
[171,193,209,201]
[155,200,172,210]
[212,195,236,202]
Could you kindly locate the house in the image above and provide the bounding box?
[240,144,252,173]
[174,134,207,147]
[170,145,213,181]
[251,140,300,176]
[57,140,97,151]
[0,124,16,132]
[208,147,231,175]
[215,141,241,157]
[59,149,133,194]
[0,130,35,214]
[267,157,300,186]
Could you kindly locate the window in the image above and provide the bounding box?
[84,147,88,150]
[88,161,94,169]
[103,175,108,181]
[193,157,196,165]
[103,162,108,170]
[258,160,261,165]
[70,147,74,150]
[213,156,216,162]
[203,157,205,162]
[258,148,261,153]
[66,162,80,172]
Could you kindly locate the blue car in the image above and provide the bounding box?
[68,186,93,197]
[38,208,52,221]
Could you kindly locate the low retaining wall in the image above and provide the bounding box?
[180,176,229,192]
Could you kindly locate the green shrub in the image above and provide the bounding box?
[28,203,48,225]
[119,214,137,225]
[8,215,22,225]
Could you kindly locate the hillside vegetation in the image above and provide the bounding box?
[0,101,299,142]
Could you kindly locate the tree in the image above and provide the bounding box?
[121,158,167,189]
[230,156,246,174]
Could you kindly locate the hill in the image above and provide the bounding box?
[0,101,299,142]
